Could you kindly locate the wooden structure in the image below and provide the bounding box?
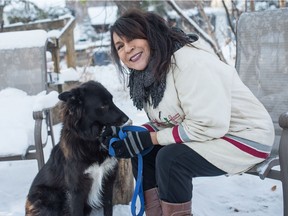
[2,16,76,73]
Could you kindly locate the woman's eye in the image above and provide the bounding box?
[116,45,123,51]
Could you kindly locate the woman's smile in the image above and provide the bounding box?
[130,52,142,62]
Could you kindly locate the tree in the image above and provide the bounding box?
[167,0,227,63]
[0,0,10,31]
[2,0,70,26]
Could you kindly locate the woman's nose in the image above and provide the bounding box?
[125,43,134,53]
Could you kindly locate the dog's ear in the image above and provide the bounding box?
[58,91,74,102]
[58,89,84,106]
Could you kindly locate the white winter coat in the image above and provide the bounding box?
[142,39,275,174]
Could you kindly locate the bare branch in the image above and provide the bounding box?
[166,0,227,63]
[196,1,227,63]
[222,0,236,36]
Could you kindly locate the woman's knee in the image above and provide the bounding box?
[156,144,189,168]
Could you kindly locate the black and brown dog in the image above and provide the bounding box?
[25,81,129,216]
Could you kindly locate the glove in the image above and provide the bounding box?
[102,126,154,158]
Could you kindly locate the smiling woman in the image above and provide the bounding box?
[106,9,275,216]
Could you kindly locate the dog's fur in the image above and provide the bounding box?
[25,81,129,216]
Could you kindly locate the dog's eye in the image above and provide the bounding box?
[98,105,109,112]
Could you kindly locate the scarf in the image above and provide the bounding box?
[128,68,165,110]
[128,30,197,110]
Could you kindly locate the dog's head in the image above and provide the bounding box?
[58,80,129,140]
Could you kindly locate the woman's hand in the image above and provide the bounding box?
[101,126,154,158]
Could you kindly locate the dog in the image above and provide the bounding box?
[25,80,129,216]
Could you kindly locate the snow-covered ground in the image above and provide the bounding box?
[0,64,283,216]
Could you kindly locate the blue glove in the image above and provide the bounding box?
[102,126,154,158]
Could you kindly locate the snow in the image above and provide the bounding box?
[0,30,48,50]
[88,6,118,26]
[0,89,58,156]
[0,64,283,216]
[32,90,59,111]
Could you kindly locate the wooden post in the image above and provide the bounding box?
[250,0,255,11]
[65,30,76,69]
[58,17,77,69]
[113,159,134,205]
[279,0,286,8]
[47,39,61,73]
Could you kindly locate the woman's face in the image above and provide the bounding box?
[113,32,150,71]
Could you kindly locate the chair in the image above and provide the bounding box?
[235,9,288,216]
[0,30,59,170]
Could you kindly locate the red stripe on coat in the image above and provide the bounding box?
[222,136,269,159]
[172,125,183,143]
[142,124,156,132]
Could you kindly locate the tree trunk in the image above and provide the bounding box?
[0,5,4,32]
[222,0,236,36]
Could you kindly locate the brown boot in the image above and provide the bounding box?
[161,200,192,216]
[144,188,163,216]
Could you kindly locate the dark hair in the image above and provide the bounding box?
[110,9,192,81]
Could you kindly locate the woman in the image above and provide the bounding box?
[103,9,274,216]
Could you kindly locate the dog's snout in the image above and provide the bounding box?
[120,115,130,125]
[122,118,133,127]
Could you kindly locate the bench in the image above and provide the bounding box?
[0,30,58,170]
[236,8,288,216]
